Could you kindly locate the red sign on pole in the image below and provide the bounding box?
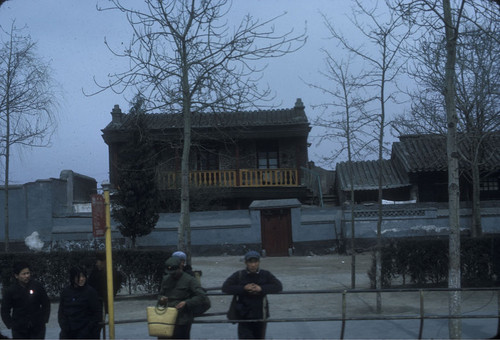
[91,194,106,238]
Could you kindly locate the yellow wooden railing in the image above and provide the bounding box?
[239,169,297,187]
[158,168,298,189]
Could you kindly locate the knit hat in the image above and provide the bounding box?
[172,251,187,261]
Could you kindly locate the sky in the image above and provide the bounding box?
[0,0,384,186]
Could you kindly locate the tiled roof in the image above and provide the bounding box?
[336,160,410,191]
[392,135,447,172]
[103,102,309,131]
[392,133,500,172]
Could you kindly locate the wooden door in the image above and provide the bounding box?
[260,208,292,256]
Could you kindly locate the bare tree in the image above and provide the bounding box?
[393,1,499,336]
[324,0,411,308]
[0,22,57,252]
[393,19,500,237]
[92,0,305,264]
[305,20,373,288]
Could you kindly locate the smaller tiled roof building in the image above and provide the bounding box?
[336,133,500,204]
[336,160,411,204]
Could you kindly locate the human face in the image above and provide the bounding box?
[15,268,31,285]
[246,259,260,273]
[74,273,86,287]
[167,266,183,279]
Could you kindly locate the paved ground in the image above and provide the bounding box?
[3,253,498,339]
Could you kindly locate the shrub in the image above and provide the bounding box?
[0,249,171,298]
[368,236,500,288]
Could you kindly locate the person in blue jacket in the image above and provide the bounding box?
[222,250,282,339]
[58,266,102,339]
[1,261,51,339]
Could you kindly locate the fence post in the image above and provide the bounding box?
[496,290,500,337]
[341,290,347,340]
[419,289,424,339]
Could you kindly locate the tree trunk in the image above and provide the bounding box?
[376,166,383,313]
[376,59,387,313]
[179,51,192,265]
[471,161,482,237]
[3,98,10,253]
[3,163,9,253]
[376,105,385,312]
[443,0,462,337]
[178,111,191,254]
[349,160,356,289]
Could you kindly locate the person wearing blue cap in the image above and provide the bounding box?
[172,251,195,277]
[222,250,282,339]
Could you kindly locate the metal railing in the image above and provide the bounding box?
[111,287,500,339]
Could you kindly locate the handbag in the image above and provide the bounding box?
[146,305,178,338]
[226,295,239,321]
[227,270,243,322]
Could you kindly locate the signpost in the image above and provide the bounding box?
[92,185,115,339]
[102,183,115,339]
[91,194,106,238]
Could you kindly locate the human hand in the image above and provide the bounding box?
[244,283,262,294]
[159,296,168,305]
[175,301,186,309]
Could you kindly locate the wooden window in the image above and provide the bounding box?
[197,150,219,170]
[480,177,499,191]
[257,142,279,169]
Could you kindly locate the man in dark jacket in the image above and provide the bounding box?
[158,256,208,339]
[1,261,51,339]
[58,266,102,339]
[222,250,282,339]
[87,252,122,314]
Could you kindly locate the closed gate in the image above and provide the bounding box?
[260,208,292,256]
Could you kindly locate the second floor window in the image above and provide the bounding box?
[197,150,219,170]
[257,142,279,169]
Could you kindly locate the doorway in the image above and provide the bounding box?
[260,208,292,256]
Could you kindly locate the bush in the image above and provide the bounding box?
[114,250,171,295]
[0,249,171,298]
[368,236,500,288]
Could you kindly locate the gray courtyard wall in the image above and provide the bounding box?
[1,175,500,252]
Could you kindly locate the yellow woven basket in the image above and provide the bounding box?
[147,306,178,337]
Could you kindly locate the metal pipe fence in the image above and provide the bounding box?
[112,287,500,339]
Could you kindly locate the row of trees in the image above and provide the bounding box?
[308,0,498,337]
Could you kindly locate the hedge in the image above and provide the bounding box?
[368,236,500,288]
[0,250,171,298]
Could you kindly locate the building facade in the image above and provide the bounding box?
[101,99,311,210]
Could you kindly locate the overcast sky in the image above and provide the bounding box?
[1,0,380,186]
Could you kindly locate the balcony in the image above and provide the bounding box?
[158,168,298,190]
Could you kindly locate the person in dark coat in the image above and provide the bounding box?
[87,252,122,314]
[171,251,195,277]
[1,261,51,339]
[58,266,102,339]
[157,256,208,339]
[222,250,282,339]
